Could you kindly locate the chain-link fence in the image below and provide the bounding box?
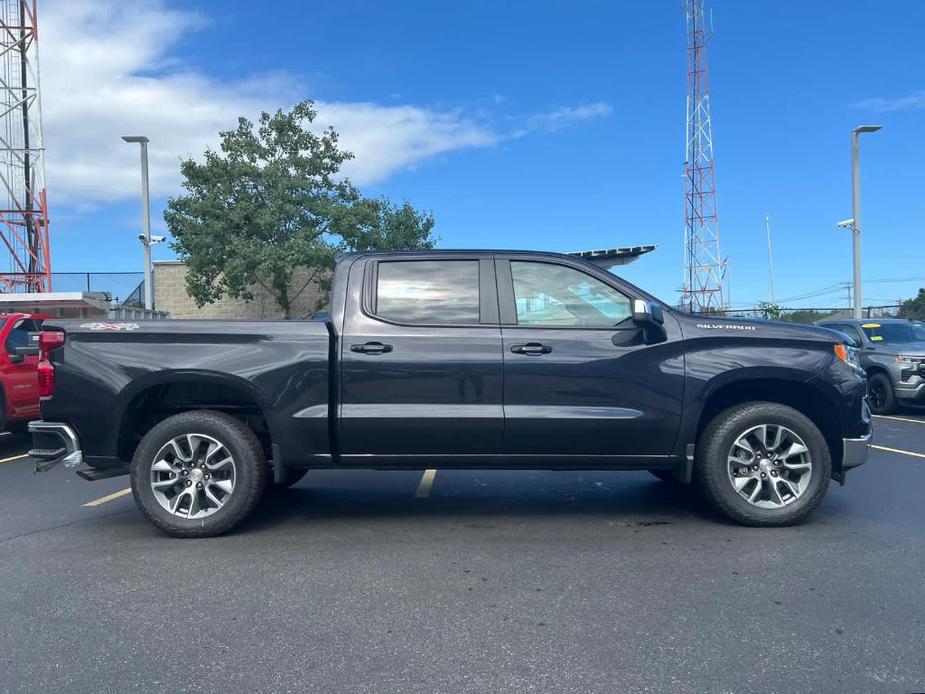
[49,272,144,305]
[710,305,902,324]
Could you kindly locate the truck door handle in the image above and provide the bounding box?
[350,341,393,355]
[510,343,552,356]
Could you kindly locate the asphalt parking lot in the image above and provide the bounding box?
[2,415,925,694]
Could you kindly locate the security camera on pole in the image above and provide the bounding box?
[837,125,882,320]
[122,135,165,311]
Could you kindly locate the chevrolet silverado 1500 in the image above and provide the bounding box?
[30,250,871,536]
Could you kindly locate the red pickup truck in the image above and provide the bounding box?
[0,313,47,432]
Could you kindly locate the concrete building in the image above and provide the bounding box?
[154,260,325,320]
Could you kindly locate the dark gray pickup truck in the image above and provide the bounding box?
[816,318,925,414]
[30,250,871,536]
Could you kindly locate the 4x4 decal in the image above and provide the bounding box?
[79,322,140,331]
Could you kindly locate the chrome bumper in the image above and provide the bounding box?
[28,421,82,472]
[842,434,872,470]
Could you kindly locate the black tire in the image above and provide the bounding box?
[130,410,267,538]
[694,402,831,527]
[867,372,897,415]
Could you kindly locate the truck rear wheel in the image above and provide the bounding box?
[694,402,831,526]
[130,410,268,538]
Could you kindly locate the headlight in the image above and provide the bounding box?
[846,345,861,368]
[896,355,924,369]
[834,343,861,368]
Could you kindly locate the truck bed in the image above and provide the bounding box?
[39,319,332,470]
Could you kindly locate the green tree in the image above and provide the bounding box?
[899,288,925,320]
[164,101,436,318]
[757,301,782,320]
[778,309,839,325]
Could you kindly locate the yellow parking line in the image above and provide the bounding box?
[872,444,925,460]
[0,452,28,464]
[83,488,132,507]
[415,469,437,498]
[873,414,925,425]
[0,431,11,436]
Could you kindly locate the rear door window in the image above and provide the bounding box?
[375,260,481,325]
[5,319,36,353]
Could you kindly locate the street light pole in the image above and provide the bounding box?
[122,135,153,311]
[850,125,882,320]
[765,213,776,305]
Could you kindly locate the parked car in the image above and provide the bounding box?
[0,313,47,432]
[30,250,870,536]
[816,318,925,415]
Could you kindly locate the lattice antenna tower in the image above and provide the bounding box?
[0,0,50,292]
[682,0,726,313]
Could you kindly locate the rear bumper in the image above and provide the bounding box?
[29,421,82,472]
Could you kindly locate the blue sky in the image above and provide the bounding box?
[42,0,925,308]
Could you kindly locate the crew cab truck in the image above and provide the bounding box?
[0,312,48,432]
[30,251,871,537]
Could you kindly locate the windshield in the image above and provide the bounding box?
[860,321,923,344]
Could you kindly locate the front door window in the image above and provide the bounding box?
[510,261,632,327]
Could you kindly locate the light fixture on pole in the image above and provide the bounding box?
[848,125,882,320]
[122,135,153,311]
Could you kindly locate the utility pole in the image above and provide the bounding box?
[765,213,775,304]
[850,125,882,319]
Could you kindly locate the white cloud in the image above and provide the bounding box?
[40,0,612,205]
[525,102,615,132]
[315,103,500,184]
[851,90,925,113]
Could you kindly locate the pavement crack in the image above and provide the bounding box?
[0,508,134,546]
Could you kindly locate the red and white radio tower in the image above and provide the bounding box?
[681,0,726,313]
[0,0,51,293]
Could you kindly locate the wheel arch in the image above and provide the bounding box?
[863,364,892,379]
[695,376,843,467]
[115,371,276,465]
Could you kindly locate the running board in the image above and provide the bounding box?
[76,464,130,481]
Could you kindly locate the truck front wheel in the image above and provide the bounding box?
[867,372,896,415]
[695,402,831,527]
[130,410,268,538]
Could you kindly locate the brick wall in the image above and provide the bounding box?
[154,261,326,319]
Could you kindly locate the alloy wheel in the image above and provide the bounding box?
[727,424,813,509]
[868,381,886,410]
[149,433,237,519]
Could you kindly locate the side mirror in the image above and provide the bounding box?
[632,299,664,326]
[629,299,667,344]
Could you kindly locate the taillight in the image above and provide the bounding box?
[38,331,65,398]
[38,361,54,398]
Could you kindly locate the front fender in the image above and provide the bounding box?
[675,341,834,457]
